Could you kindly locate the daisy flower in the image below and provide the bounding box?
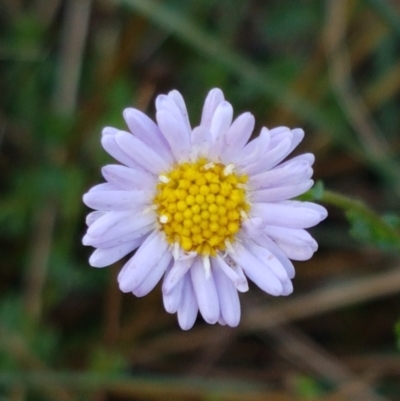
[83,88,327,330]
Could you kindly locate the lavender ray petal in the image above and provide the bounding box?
[156,94,191,138]
[102,126,119,136]
[168,90,192,135]
[177,273,198,330]
[123,108,173,163]
[242,135,292,175]
[132,250,173,297]
[212,255,248,292]
[200,88,225,130]
[264,226,318,252]
[209,100,233,142]
[220,112,255,162]
[281,279,294,296]
[118,231,168,293]
[250,180,314,202]
[163,271,184,313]
[190,258,219,324]
[101,132,144,170]
[88,183,116,192]
[276,242,314,261]
[84,211,155,244]
[252,201,327,229]
[85,211,106,226]
[115,131,170,175]
[286,128,305,155]
[156,109,191,162]
[83,225,152,249]
[83,190,153,211]
[229,242,283,296]
[101,165,156,191]
[213,263,241,327]
[243,239,289,281]
[162,255,196,294]
[233,127,270,167]
[249,232,296,279]
[89,241,140,268]
[249,155,314,190]
[190,126,212,160]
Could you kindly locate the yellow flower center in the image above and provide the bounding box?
[154,159,249,256]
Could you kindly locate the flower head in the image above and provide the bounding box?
[83,88,327,330]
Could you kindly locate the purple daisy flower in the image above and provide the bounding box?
[83,88,327,330]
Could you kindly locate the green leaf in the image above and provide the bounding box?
[346,210,400,250]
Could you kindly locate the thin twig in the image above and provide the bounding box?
[24,203,56,320]
[0,370,344,401]
[54,0,92,115]
[244,267,400,331]
[265,325,388,401]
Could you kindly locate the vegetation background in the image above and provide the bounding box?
[1,0,400,400]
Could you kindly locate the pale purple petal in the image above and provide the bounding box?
[101,131,144,170]
[102,126,119,136]
[252,201,327,229]
[220,112,255,162]
[156,109,191,162]
[190,258,219,324]
[276,242,314,261]
[102,165,155,190]
[229,242,283,296]
[167,90,192,134]
[208,101,234,160]
[210,101,233,142]
[190,126,212,160]
[86,211,106,226]
[250,180,314,202]
[83,225,152,249]
[132,250,173,297]
[83,190,153,211]
[267,128,304,166]
[268,127,291,149]
[118,231,168,293]
[248,232,296,279]
[281,279,294,296]
[243,240,289,281]
[163,272,184,313]
[264,226,318,252]
[86,210,143,238]
[122,108,173,163]
[242,133,292,175]
[233,127,270,166]
[84,211,154,245]
[115,131,170,174]
[88,183,116,192]
[249,154,314,190]
[287,128,304,154]
[212,254,248,292]
[200,88,225,130]
[177,273,198,330]
[162,255,196,294]
[213,264,241,327]
[89,241,140,268]
[156,94,191,136]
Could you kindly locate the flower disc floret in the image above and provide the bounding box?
[154,159,249,256]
